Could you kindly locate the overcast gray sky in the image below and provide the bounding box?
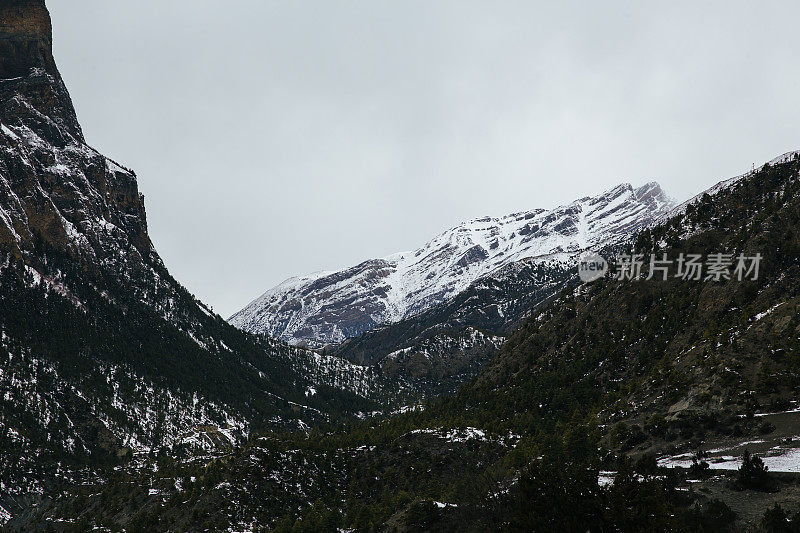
[48,1,800,317]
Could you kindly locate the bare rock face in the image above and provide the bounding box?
[0,0,152,268]
[0,0,55,77]
[0,0,82,140]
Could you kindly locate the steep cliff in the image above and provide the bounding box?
[0,2,407,518]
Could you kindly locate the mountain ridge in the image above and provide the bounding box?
[666,149,800,221]
[231,180,676,347]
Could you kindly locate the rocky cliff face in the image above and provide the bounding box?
[0,0,82,137]
[231,182,677,347]
[0,2,411,517]
[0,1,56,75]
[0,0,152,268]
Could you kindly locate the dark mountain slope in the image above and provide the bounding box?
[334,256,576,395]
[459,152,800,437]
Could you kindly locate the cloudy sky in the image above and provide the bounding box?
[49,1,800,317]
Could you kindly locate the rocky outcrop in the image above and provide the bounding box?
[0,5,416,517]
[0,0,82,140]
[0,0,55,76]
[0,0,151,268]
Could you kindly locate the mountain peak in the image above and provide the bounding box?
[0,0,83,143]
[231,182,676,346]
[0,0,55,78]
[634,180,666,201]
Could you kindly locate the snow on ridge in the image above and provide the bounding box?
[666,149,800,221]
[230,181,676,345]
[768,149,800,166]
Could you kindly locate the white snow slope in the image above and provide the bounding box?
[231,182,676,346]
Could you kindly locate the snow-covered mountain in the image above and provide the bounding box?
[231,181,677,346]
